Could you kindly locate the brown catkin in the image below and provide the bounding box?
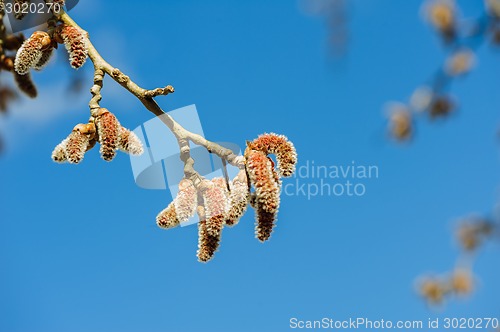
[95,109,120,161]
[13,71,37,98]
[14,31,51,75]
[245,149,280,214]
[118,126,144,156]
[226,170,250,226]
[173,179,198,223]
[64,130,90,164]
[156,202,180,229]
[247,133,297,177]
[256,167,281,242]
[51,139,68,163]
[203,180,228,236]
[33,48,54,70]
[56,25,88,69]
[255,208,277,242]
[197,220,222,263]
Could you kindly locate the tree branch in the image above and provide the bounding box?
[58,11,244,185]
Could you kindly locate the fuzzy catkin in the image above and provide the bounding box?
[118,127,144,156]
[255,208,277,242]
[14,31,51,75]
[225,170,250,226]
[156,202,180,229]
[197,220,221,263]
[51,139,68,163]
[203,180,228,236]
[211,177,230,195]
[174,179,198,223]
[64,130,90,164]
[245,149,280,214]
[247,133,297,177]
[13,72,37,98]
[33,48,54,70]
[95,109,120,161]
[56,25,88,69]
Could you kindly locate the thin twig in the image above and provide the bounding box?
[58,11,244,185]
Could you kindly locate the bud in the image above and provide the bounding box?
[450,268,473,295]
[387,104,413,141]
[429,95,454,119]
[55,25,88,69]
[425,0,455,40]
[445,49,475,76]
[419,276,448,304]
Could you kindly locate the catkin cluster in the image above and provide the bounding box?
[387,0,500,142]
[157,172,250,263]
[0,30,38,98]
[52,108,144,164]
[14,24,88,74]
[156,133,297,263]
[419,268,475,305]
[5,24,88,101]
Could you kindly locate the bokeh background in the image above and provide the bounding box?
[1,1,499,331]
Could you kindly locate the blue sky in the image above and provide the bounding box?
[1,1,499,331]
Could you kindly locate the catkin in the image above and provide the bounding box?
[225,170,250,226]
[202,180,228,236]
[14,31,51,75]
[247,133,297,177]
[33,48,54,70]
[245,149,280,214]
[173,179,198,223]
[156,202,180,229]
[118,127,144,156]
[13,71,37,98]
[56,25,88,69]
[64,130,90,164]
[197,219,221,263]
[95,109,120,161]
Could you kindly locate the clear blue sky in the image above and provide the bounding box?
[1,1,499,331]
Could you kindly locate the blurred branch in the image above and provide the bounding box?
[387,0,500,141]
[301,0,350,58]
